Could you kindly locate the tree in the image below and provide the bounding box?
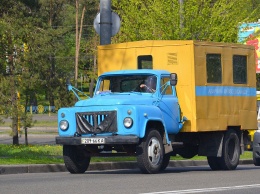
[0,0,33,145]
[0,0,75,145]
[25,0,76,108]
[82,0,99,97]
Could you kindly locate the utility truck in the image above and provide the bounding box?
[56,40,257,174]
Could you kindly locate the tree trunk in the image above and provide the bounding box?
[89,54,97,97]
[24,93,29,145]
[75,0,79,87]
[75,1,86,88]
[12,116,19,145]
[179,0,184,38]
[9,49,19,145]
[25,127,28,146]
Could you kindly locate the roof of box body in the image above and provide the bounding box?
[98,40,254,50]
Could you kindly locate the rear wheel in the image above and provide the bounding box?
[207,130,240,171]
[63,145,91,174]
[137,129,164,174]
[220,129,240,170]
[207,156,222,170]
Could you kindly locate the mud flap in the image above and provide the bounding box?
[198,132,224,157]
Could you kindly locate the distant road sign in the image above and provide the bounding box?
[93,11,121,36]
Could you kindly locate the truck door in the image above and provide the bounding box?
[158,76,181,134]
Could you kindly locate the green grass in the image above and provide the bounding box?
[34,121,57,127]
[0,145,63,165]
[0,144,253,165]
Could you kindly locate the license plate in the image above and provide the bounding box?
[81,138,105,144]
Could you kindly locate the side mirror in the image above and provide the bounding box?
[64,77,90,100]
[66,78,72,91]
[170,73,178,86]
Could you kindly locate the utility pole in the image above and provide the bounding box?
[100,0,112,45]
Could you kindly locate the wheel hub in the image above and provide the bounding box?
[148,138,161,165]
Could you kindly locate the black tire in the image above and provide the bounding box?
[136,129,164,174]
[207,156,222,170]
[160,153,170,171]
[253,148,260,166]
[63,145,91,174]
[219,129,240,170]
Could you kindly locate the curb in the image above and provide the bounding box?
[0,160,253,175]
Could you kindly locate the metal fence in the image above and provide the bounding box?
[25,105,56,114]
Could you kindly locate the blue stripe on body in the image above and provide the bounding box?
[196,86,256,97]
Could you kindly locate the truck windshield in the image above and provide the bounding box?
[97,75,157,93]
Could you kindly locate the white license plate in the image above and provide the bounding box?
[81,138,105,144]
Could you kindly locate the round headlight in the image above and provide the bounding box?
[60,120,69,131]
[123,117,133,128]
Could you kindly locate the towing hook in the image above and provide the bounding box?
[74,132,81,137]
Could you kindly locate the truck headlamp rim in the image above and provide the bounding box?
[123,117,133,128]
[60,120,69,131]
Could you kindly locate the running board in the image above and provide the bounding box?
[164,142,184,154]
[171,142,184,148]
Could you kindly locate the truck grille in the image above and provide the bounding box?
[76,111,117,134]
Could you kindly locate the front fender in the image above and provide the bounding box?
[136,105,165,138]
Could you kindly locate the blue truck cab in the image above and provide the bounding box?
[56,69,184,174]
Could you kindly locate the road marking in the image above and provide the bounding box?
[140,184,260,194]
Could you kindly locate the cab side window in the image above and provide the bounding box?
[160,77,172,95]
[99,79,110,91]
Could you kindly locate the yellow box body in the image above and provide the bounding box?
[98,40,257,132]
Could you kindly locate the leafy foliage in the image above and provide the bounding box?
[113,0,260,42]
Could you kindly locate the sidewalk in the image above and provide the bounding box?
[0,159,253,175]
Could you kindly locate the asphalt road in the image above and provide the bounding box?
[0,133,57,145]
[1,165,260,194]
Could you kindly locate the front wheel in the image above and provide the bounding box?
[136,129,164,174]
[63,145,91,174]
[160,153,170,171]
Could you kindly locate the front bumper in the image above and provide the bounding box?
[253,131,260,159]
[56,135,139,145]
